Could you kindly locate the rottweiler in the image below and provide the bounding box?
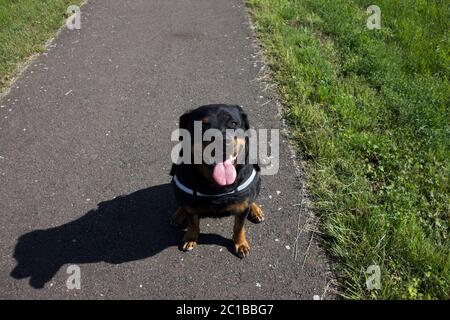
[170,104,264,258]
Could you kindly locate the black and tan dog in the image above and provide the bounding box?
[170,104,263,258]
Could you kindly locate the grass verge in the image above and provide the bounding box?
[0,0,83,92]
[247,0,449,299]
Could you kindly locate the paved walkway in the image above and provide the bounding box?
[0,0,332,299]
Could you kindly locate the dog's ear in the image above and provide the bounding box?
[170,163,177,176]
[179,110,196,143]
[179,111,191,130]
[172,110,192,176]
[235,105,250,130]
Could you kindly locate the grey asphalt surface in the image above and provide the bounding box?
[0,0,333,299]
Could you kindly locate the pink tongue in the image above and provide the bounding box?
[212,159,237,186]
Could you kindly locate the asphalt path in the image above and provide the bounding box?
[0,0,333,299]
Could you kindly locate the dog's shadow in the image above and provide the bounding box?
[10,183,232,289]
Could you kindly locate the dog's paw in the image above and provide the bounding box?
[247,203,264,224]
[182,241,197,251]
[234,241,250,258]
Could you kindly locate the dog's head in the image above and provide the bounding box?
[178,104,250,187]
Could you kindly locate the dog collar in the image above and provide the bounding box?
[173,169,257,197]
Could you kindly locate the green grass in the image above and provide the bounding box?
[0,0,83,91]
[247,0,449,299]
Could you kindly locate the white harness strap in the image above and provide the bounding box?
[173,169,257,197]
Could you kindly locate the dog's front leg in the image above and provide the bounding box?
[170,207,187,227]
[181,213,199,251]
[247,202,264,223]
[233,209,250,258]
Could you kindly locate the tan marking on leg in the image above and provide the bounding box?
[248,202,264,223]
[233,214,250,258]
[182,213,200,251]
